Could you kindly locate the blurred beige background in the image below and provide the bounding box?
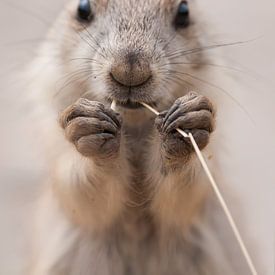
[0,0,274,274]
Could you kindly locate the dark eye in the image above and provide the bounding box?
[77,0,93,22]
[174,1,190,28]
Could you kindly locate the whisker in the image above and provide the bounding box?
[158,61,259,79]
[55,68,94,97]
[166,39,258,59]
[75,31,99,55]
[68,58,104,67]
[55,64,105,99]
[168,69,254,123]
[161,73,196,92]
[80,24,109,60]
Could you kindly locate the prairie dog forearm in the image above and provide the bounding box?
[52,139,130,232]
[146,130,209,231]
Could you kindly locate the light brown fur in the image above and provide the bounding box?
[26,0,250,274]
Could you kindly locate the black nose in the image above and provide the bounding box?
[110,52,152,87]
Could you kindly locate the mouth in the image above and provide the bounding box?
[107,98,157,110]
[115,100,143,109]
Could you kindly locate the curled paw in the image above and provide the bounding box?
[155,92,215,162]
[59,98,122,159]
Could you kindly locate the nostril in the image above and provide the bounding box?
[110,54,152,87]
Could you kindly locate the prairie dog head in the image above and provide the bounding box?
[49,0,207,114]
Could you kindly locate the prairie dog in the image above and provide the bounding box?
[27,0,249,274]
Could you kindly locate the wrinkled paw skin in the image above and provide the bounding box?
[59,98,122,159]
[155,92,215,165]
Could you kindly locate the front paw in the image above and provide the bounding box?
[155,92,215,163]
[59,98,122,159]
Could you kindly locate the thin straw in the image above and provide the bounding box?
[188,133,258,275]
[141,102,189,138]
[111,100,117,111]
[116,100,257,275]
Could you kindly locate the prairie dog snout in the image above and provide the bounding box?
[110,52,152,88]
